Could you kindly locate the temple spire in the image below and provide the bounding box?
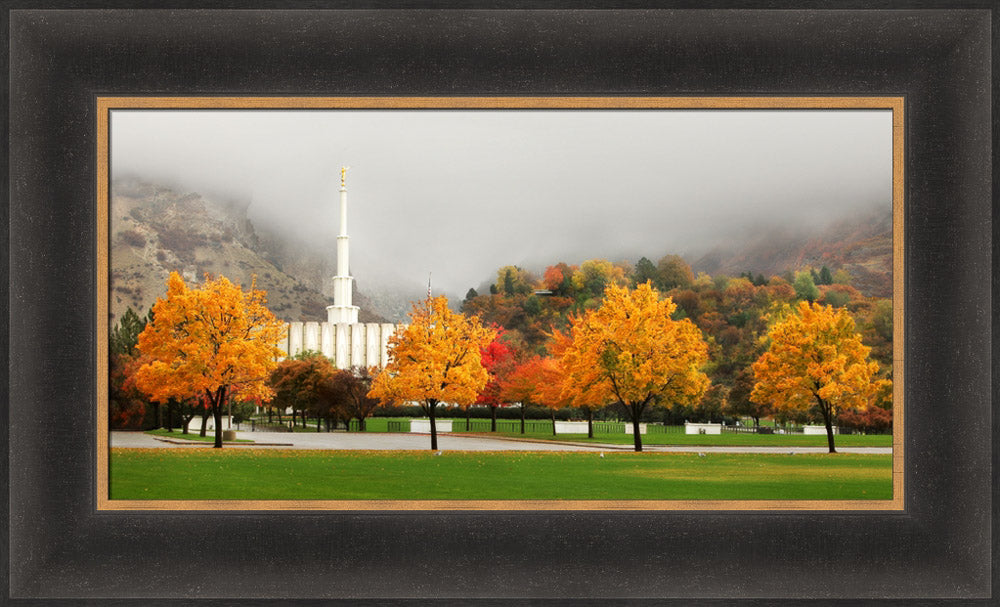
[327,165,359,325]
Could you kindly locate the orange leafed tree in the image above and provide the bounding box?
[750,300,891,453]
[558,282,710,451]
[501,355,572,436]
[135,272,286,448]
[368,296,496,450]
[550,330,612,438]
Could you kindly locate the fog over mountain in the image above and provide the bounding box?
[112,109,892,302]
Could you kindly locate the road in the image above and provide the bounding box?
[110,431,891,454]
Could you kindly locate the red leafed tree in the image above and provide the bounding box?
[476,330,517,432]
[837,405,892,434]
[109,353,148,429]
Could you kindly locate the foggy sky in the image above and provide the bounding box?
[111,109,892,297]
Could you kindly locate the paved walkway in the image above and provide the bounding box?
[110,431,891,454]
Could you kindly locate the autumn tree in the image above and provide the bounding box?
[571,259,628,304]
[550,329,611,438]
[725,366,770,426]
[656,254,694,290]
[328,367,381,431]
[496,265,535,296]
[270,352,336,429]
[558,282,710,451]
[501,355,571,436]
[542,262,576,297]
[751,301,891,453]
[476,330,517,432]
[135,272,286,448]
[109,307,155,429]
[109,352,151,429]
[368,296,496,450]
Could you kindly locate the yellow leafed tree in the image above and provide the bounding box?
[558,282,710,451]
[751,300,890,453]
[135,272,286,448]
[368,295,496,450]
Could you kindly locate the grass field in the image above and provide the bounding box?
[110,448,892,500]
[479,431,891,448]
[244,417,892,448]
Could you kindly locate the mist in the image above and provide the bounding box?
[111,109,892,298]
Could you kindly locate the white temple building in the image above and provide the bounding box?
[278,167,401,368]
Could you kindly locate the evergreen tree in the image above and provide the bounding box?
[632,256,659,288]
[818,265,833,285]
[110,307,149,356]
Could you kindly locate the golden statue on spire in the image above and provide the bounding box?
[340,166,349,189]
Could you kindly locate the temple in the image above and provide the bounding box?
[280,167,400,368]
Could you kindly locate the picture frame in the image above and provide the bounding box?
[97,94,905,512]
[6,5,994,603]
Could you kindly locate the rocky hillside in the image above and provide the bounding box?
[691,208,893,297]
[108,179,385,325]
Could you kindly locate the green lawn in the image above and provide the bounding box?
[248,417,892,448]
[110,448,892,500]
[479,431,892,448]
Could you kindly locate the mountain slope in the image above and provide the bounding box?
[108,179,385,324]
[691,208,892,297]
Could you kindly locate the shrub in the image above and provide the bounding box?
[120,229,146,248]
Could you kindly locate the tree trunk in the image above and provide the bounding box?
[586,407,594,438]
[466,406,471,431]
[428,399,439,450]
[360,417,366,432]
[166,402,174,433]
[630,403,643,452]
[268,407,273,423]
[819,398,837,453]
[490,405,497,432]
[520,404,526,434]
[317,416,321,432]
[211,386,227,449]
[551,410,556,436]
[199,408,209,437]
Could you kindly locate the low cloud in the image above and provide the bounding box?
[112,109,892,297]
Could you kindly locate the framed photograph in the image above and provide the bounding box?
[7,6,994,603]
[97,96,904,513]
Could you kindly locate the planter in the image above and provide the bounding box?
[684,422,722,435]
[410,419,452,433]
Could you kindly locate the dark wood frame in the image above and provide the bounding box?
[6,5,994,603]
